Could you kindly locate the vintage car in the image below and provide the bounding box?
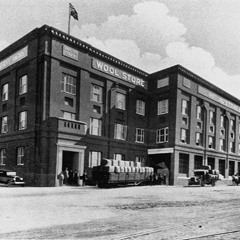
[232,173,240,186]
[188,166,219,187]
[0,169,25,187]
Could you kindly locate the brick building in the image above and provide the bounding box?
[0,25,239,186]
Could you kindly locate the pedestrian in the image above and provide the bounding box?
[81,171,88,186]
[69,169,73,185]
[57,172,64,186]
[73,169,78,185]
[63,168,69,185]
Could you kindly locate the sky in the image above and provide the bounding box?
[0,0,240,98]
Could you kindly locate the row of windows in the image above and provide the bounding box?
[0,147,25,166]
[1,111,27,133]
[88,151,145,168]
[89,118,168,144]
[1,75,27,102]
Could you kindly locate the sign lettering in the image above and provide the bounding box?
[92,58,146,88]
[62,45,78,61]
[0,46,28,71]
[198,85,240,113]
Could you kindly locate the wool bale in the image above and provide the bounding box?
[129,161,134,167]
[118,161,125,167]
[112,160,118,167]
[135,162,141,168]
[102,166,115,172]
[124,161,130,167]
[114,166,121,173]
[120,166,125,172]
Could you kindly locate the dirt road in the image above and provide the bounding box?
[0,183,240,239]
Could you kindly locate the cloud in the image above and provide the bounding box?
[72,0,240,98]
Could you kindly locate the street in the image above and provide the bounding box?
[0,182,240,239]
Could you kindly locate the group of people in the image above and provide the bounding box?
[57,168,87,186]
[149,173,168,185]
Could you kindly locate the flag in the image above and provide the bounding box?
[69,3,78,20]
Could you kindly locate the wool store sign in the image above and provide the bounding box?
[92,58,146,88]
[0,46,28,71]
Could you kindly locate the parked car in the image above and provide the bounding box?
[0,169,25,187]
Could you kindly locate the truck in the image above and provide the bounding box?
[92,158,154,188]
[188,165,219,187]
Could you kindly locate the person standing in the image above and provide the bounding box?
[82,171,87,186]
[63,168,69,185]
[57,172,64,186]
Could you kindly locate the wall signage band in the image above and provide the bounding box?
[198,85,240,113]
[92,58,146,88]
[62,45,78,61]
[0,46,28,71]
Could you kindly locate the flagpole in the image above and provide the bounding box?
[68,4,71,35]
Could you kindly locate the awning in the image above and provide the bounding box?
[148,148,174,155]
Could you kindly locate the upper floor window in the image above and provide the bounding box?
[61,73,76,95]
[181,128,188,143]
[1,116,8,134]
[157,77,169,88]
[2,83,8,102]
[157,99,168,115]
[0,149,6,165]
[62,111,76,120]
[19,75,28,95]
[181,99,189,115]
[209,111,215,124]
[116,93,126,110]
[17,147,24,165]
[19,111,27,130]
[91,84,103,103]
[90,118,102,136]
[114,153,125,161]
[195,132,202,146]
[230,141,235,153]
[220,115,225,128]
[156,127,168,143]
[89,151,101,168]
[136,100,145,116]
[136,156,145,166]
[219,139,226,152]
[135,128,144,143]
[196,105,202,120]
[183,77,191,88]
[230,119,235,132]
[114,123,127,140]
[208,136,215,149]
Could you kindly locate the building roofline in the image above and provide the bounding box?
[150,64,240,105]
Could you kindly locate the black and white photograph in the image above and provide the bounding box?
[0,0,240,239]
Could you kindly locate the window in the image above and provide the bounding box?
[62,111,76,120]
[229,161,235,176]
[64,97,73,107]
[19,111,27,130]
[230,119,235,132]
[114,123,127,140]
[136,100,145,116]
[181,99,188,115]
[209,125,215,134]
[2,83,8,101]
[182,117,188,125]
[208,136,215,149]
[220,115,225,128]
[238,143,240,154]
[116,93,126,110]
[89,151,101,168]
[209,111,215,124]
[135,128,144,143]
[196,106,202,120]
[1,116,8,133]
[157,77,169,88]
[230,142,235,153]
[180,128,187,143]
[90,118,102,136]
[179,153,189,174]
[197,122,202,129]
[157,99,168,115]
[61,73,76,95]
[219,139,226,151]
[136,156,145,166]
[0,149,6,165]
[19,75,27,95]
[91,84,103,103]
[195,132,202,146]
[156,127,168,143]
[93,105,101,114]
[17,147,25,165]
[114,153,125,161]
